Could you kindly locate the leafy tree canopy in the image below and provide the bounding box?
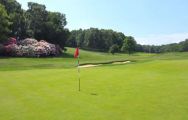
[0,4,11,42]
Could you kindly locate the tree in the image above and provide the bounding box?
[0,4,10,42]
[68,28,126,52]
[26,2,48,39]
[0,0,28,39]
[26,3,69,48]
[43,11,69,48]
[0,0,21,14]
[66,30,78,47]
[121,36,136,55]
[180,39,188,52]
[109,44,119,54]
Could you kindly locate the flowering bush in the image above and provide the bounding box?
[4,44,18,56]
[4,37,17,45]
[4,38,61,57]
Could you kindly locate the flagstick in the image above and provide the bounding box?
[77,55,81,91]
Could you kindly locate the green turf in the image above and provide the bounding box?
[0,48,188,120]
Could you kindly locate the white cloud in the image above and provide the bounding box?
[135,33,188,45]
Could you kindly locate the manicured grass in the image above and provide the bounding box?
[0,48,188,120]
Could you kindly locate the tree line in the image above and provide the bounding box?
[67,28,137,54]
[0,0,188,55]
[136,39,188,53]
[67,28,188,54]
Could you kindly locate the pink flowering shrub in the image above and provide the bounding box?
[4,38,61,57]
[4,37,17,45]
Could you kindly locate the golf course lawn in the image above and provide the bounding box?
[0,48,188,120]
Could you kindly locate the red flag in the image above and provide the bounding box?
[74,48,79,58]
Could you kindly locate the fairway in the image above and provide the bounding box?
[0,49,188,120]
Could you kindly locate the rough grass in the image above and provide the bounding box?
[0,48,188,120]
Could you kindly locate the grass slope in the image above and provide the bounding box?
[0,48,188,120]
[0,48,155,71]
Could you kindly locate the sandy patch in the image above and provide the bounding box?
[112,61,131,64]
[78,61,131,68]
[78,64,100,68]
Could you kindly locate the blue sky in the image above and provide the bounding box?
[17,0,188,45]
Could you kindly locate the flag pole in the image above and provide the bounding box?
[75,41,80,91]
[77,53,81,91]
